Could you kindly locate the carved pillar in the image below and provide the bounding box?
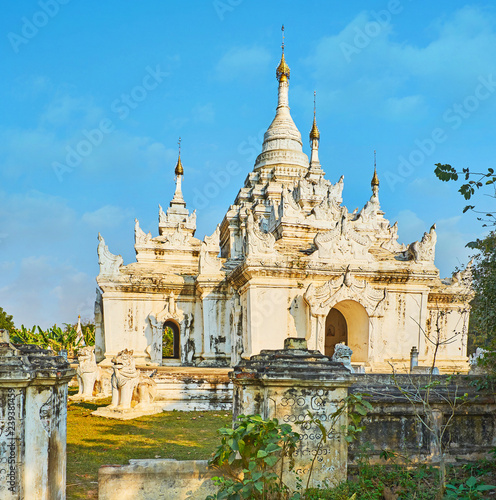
[231,338,354,490]
[306,313,325,353]
[196,281,229,367]
[0,331,75,499]
[230,293,243,366]
[316,314,326,354]
[94,288,105,363]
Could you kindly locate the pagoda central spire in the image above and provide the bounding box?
[254,26,308,172]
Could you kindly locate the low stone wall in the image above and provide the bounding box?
[98,459,217,500]
[349,374,496,464]
[69,365,232,411]
[144,366,232,411]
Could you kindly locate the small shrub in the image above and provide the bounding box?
[445,475,496,499]
[207,414,300,499]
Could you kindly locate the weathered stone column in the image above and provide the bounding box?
[0,330,75,500]
[230,338,354,490]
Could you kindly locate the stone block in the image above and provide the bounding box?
[98,459,217,500]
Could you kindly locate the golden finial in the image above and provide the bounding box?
[371,150,379,187]
[175,137,184,176]
[276,25,290,82]
[310,91,320,141]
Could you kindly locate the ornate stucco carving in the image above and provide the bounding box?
[245,212,278,257]
[297,178,313,200]
[304,269,387,318]
[97,233,123,277]
[186,210,197,230]
[313,216,373,262]
[134,218,152,245]
[327,175,344,204]
[164,225,189,248]
[380,221,406,252]
[199,225,222,274]
[158,204,167,224]
[442,258,474,295]
[149,293,183,326]
[313,176,329,198]
[278,187,301,218]
[310,197,346,223]
[403,224,437,263]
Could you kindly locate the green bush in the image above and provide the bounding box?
[208,414,300,499]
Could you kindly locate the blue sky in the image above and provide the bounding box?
[1,0,495,327]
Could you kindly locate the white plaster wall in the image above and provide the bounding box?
[371,291,424,364]
[426,306,469,361]
[246,285,291,355]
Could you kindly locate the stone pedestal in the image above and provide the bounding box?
[230,338,354,490]
[0,330,75,499]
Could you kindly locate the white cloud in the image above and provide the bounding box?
[215,46,271,82]
[383,95,427,120]
[0,190,77,249]
[193,103,215,124]
[304,6,496,117]
[393,209,427,246]
[435,215,476,276]
[0,256,95,329]
[82,205,132,229]
[41,94,104,128]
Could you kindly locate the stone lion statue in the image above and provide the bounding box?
[331,343,354,373]
[109,349,157,410]
[72,346,111,400]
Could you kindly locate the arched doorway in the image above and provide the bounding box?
[163,320,180,359]
[325,300,369,363]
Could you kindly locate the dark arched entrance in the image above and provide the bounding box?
[163,320,180,359]
[324,300,369,362]
[325,308,348,357]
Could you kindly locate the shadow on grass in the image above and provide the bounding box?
[66,408,232,500]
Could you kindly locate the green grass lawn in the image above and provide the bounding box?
[66,394,231,499]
